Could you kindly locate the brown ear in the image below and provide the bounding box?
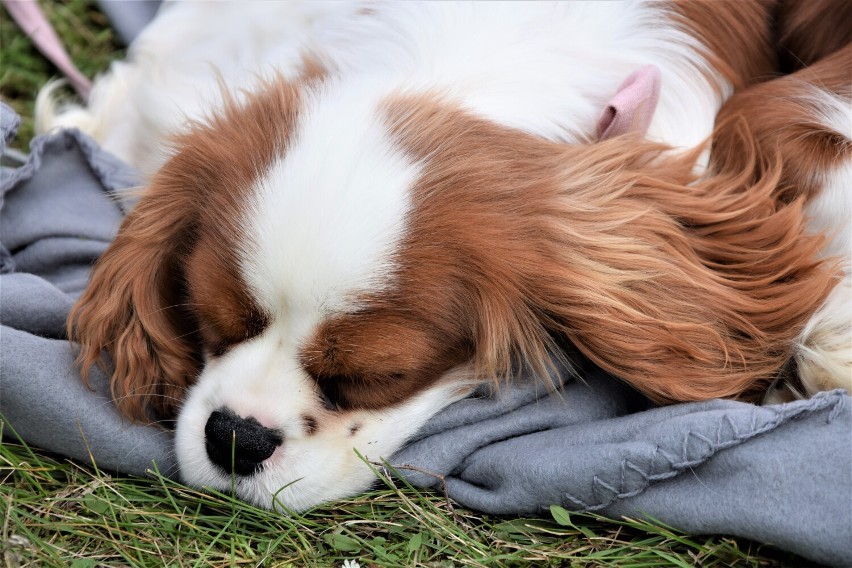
[68,173,201,422]
[69,76,304,422]
[528,133,836,403]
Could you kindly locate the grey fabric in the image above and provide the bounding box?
[0,103,177,478]
[395,372,851,565]
[1,104,850,565]
[96,0,162,45]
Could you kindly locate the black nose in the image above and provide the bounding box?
[204,408,283,476]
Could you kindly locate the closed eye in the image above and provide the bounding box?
[314,371,407,411]
[200,329,234,358]
[210,341,231,358]
[316,377,346,411]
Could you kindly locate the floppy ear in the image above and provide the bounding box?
[69,168,200,422]
[528,132,836,403]
[69,75,304,422]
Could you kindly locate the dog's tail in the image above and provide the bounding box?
[35,72,124,140]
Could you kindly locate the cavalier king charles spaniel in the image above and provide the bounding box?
[39,0,851,511]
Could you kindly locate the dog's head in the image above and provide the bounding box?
[69,74,833,510]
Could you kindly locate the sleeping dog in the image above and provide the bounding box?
[39,1,851,510]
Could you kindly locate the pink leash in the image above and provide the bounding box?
[3,0,92,99]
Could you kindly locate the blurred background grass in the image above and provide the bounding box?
[0,0,124,147]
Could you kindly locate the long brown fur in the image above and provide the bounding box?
[384,95,835,404]
[713,46,852,202]
[671,0,777,90]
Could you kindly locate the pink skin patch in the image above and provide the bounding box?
[596,65,661,140]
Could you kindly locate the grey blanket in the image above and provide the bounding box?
[1,105,850,566]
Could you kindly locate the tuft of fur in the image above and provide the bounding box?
[714,46,852,401]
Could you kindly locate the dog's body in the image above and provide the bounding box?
[40,1,850,510]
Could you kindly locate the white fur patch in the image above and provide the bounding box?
[318,1,724,149]
[240,80,420,319]
[795,90,852,397]
[797,161,852,396]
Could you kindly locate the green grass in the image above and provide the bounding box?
[0,0,124,148]
[0,3,810,567]
[2,428,799,568]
